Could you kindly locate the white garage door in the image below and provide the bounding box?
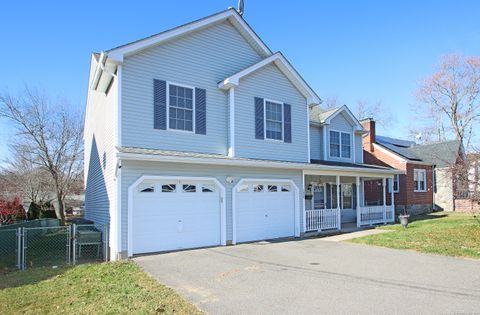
[132,178,222,254]
[235,180,296,243]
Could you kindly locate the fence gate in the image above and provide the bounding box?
[23,226,71,269]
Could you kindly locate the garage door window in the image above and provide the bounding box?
[183,184,196,193]
[139,184,155,193]
[161,184,176,192]
[253,184,264,192]
[267,185,278,192]
[237,184,249,193]
[281,184,291,192]
[202,184,216,193]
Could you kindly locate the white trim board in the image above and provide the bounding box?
[232,178,300,244]
[127,175,227,257]
[117,151,402,175]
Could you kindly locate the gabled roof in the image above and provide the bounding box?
[107,9,271,62]
[310,105,364,131]
[374,135,463,167]
[218,52,321,106]
[407,140,463,168]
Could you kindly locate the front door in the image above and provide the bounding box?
[341,184,356,223]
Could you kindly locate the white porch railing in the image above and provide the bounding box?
[358,205,395,226]
[305,208,340,232]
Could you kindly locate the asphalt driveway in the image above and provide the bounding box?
[135,238,480,314]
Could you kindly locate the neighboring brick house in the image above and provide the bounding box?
[361,118,465,214]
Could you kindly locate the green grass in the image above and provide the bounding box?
[0,261,202,315]
[349,212,480,259]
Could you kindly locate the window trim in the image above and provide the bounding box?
[389,174,400,193]
[413,169,427,192]
[329,129,352,159]
[166,81,196,133]
[263,98,284,141]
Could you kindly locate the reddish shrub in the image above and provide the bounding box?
[0,197,26,225]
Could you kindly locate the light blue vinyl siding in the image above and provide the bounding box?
[234,64,309,162]
[325,113,356,163]
[119,160,303,252]
[84,56,118,232]
[121,21,262,154]
[355,134,363,163]
[309,125,323,160]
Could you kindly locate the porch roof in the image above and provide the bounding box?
[117,147,401,176]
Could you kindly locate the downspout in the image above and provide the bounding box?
[432,165,436,211]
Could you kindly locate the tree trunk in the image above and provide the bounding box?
[55,193,66,225]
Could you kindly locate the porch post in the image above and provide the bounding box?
[382,177,387,224]
[302,170,306,233]
[356,176,361,227]
[390,175,395,223]
[336,175,341,230]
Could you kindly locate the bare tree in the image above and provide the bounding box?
[416,54,480,149]
[0,87,83,224]
[0,159,54,206]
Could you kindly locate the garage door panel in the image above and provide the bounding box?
[132,179,221,254]
[235,180,296,243]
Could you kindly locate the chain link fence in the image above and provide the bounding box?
[0,229,20,272]
[0,223,108,271]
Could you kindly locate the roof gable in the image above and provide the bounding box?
[218,52,321,106]
[107,9,271,62]
[310,105,363,130]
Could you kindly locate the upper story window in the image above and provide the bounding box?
[414,169,426,192]
[168,83,194,132]
[265,100,283,140]
[329,130,351,159]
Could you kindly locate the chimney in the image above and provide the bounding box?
[361,118,376,152]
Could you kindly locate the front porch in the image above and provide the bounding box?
[303,173,395,233]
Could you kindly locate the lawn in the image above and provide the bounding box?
[349,212,480,259]
[0,261,202,315]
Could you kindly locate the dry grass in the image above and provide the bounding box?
[349,212,480,259]
[0,261,203,314]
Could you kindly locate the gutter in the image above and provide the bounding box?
[116,151,403,175]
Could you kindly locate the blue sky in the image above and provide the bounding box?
[0,0,479,160]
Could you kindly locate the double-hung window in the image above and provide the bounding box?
[329,130,351,158]
[168,83,194,131]
[389,174,399,193]
[414,169,426,192]
[265,100,283,140]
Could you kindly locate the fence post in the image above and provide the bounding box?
[67,225,72,265]
[21,227,26,270]
[72,224,76,265]
[104,224,109,262]
[16,227,22,270]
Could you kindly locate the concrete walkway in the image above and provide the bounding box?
[135,238,480,314]
[321,228,392,242]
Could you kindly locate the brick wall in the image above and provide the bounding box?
[361,118,433,214]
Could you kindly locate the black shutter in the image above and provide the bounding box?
[153,79,167,130]
[195,88,206,135]
[254,97,264,139]
[283,103,292,143]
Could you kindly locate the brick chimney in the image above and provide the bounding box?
[361,118,376,152]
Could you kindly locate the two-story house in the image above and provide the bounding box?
[84,9,400,260]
